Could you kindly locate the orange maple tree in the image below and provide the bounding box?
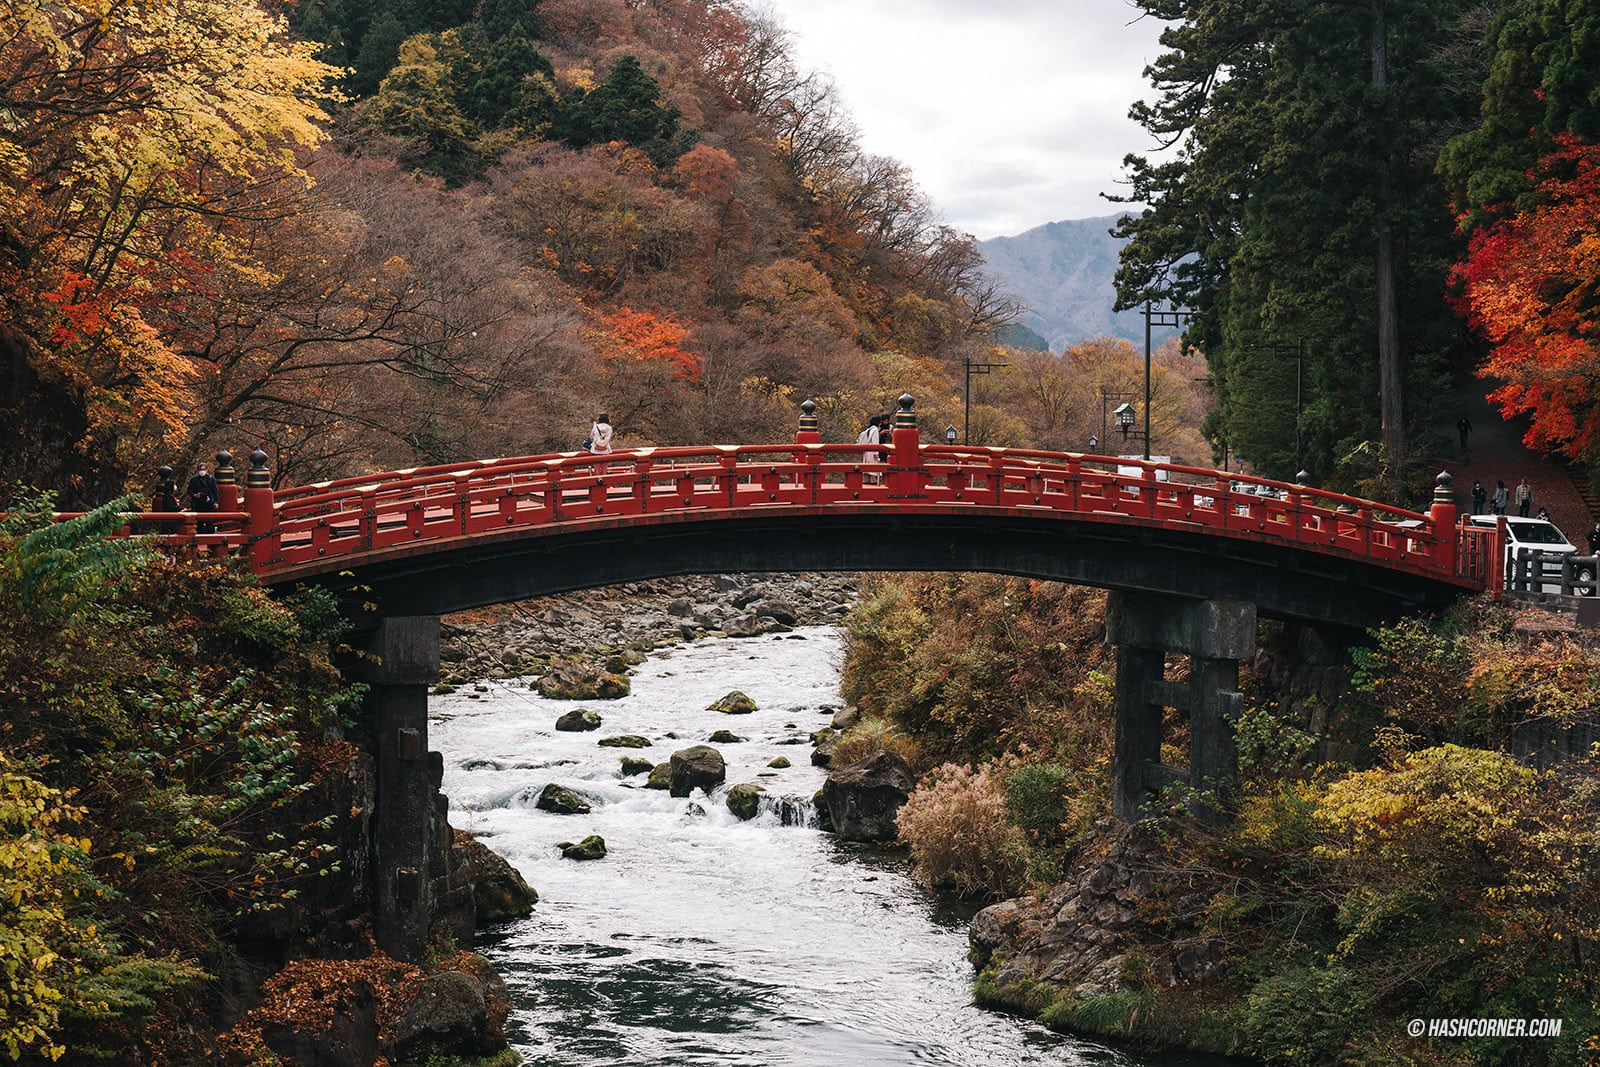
[590,306,702,381]
[1454,135,1600,457]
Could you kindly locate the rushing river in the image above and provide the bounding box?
[431,626,1199,1067]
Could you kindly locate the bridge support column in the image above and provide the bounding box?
[350,616,441,962]
[1106,592,1256,821]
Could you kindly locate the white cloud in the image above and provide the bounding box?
[765,0,1163,238]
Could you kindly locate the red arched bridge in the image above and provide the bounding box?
[97,395,1511,959]
[133,396,1493,630]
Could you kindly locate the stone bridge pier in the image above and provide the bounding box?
[1106,591,1258,821]
[343,616,456,961]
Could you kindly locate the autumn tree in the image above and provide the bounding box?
[1452,137,1600,460]
[0,0,339,502]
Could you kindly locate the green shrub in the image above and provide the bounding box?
[830,717,925,772]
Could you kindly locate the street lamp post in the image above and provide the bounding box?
[1141,302,1196,461]
[963,355,1008,444]
[944,425,958,445]
[1100,388,1146,451]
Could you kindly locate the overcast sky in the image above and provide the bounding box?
[765,0,1167,240]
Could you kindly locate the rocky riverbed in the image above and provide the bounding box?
[436,573,860,686]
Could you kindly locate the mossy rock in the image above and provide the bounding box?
[597,734,651,748]
[554,708,602,732]
[535,783,591,815]
[537,659,631,700]
[707,729,745,744]
[645,762,672,790]
[768,756,791,769]
[726,783,765,821]
[556,835,607,860]
[619,756,654,776]
[708,690,757,714]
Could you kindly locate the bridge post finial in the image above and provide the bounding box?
[796,398,820,445]
[889,393,923,497]
[1430,470,1458,574]
[214,450,238,512]
[244,448,275,572]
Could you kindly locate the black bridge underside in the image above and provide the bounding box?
[284,510,1467,633]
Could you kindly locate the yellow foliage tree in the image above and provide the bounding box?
[0,0,339,493]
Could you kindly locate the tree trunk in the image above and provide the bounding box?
[1372,0,1405,494]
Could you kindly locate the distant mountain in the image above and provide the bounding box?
[979,214,1168,353]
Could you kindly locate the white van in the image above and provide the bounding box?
[1467,515,1595,594]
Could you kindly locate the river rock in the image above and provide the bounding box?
[557,834,607,860]
[830,706,861,731]
[535,783,591,815]
[453,832,538,925]
[707,729,744,743]
[390,966,510,1064]
[821,751,916,842]
[620,756,654,776]
[262,980,378,1067]
[768,756,791,769]
[554,708,602,732]
[725,782,765,820]
[810,727,839,767]
[537,659,630,700]
[708,690,757,714]
[746,597,798,624]
[645,762,672,789]
[598,734,651,748]
[668,745,727,797]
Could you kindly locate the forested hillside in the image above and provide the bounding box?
[0,0,1019,507]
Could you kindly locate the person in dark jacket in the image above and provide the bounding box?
[187,462,219,533]
[153,466,181,534]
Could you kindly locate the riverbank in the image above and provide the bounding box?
[436,573,861,685]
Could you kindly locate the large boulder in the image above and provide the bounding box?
[535,783,591,815]
[537,659,630,700]
[725,783,765,820]
[453,832,538,925]
[645,762,672,790]
[390,967,509,1065]
[668,745,727,797]
[821,751,916,842]
[708,690,757,714]
[554,708,602,731]
[619,756,654,777]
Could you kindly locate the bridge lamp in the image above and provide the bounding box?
[1088,434,1099,450]
[1113,402,1137,439]
[944,425,958,445]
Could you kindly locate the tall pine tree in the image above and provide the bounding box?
[1114,0,1476,495]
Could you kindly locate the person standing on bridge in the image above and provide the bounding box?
[857,415,881,483]
[1471,480,1487,516]
[152,466,181,534]
[187,462,219,534]
[1492,480,1509,515]
[1515,478,1533,518]
[588,413,613,456]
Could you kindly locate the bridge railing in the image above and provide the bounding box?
[76,397,1479,589]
